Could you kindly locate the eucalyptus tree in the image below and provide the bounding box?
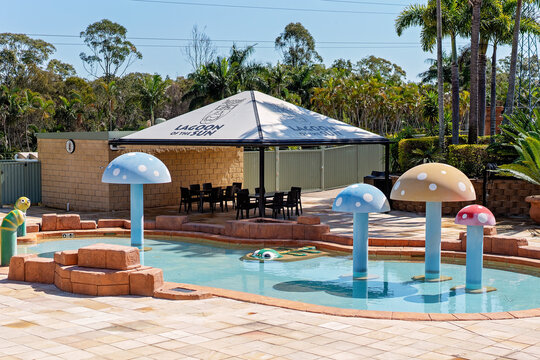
[80,19,142,82]
[0,33,56,87]
[275,23,322,67]
[396,0,468,145]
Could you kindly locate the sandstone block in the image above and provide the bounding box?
[304,224,330,241]
[292,224,305,240]
[97,219,125,228]
[54,250,78,266]
[97,284,130,296]
[54,273,72,293]
[106,245,140,270]
[8,254,37,281]
[55,264,76,279]
[56,214,81,230]
[123,220,131,229]
[130,268,164,296]
[484,226,497,235]
[297,216,320,225]
[26,223,40,233]
[321,233,352,246]
[80,220,97,230]
[41,214,57,231]
[70,267,131,285]
[72,282,98,296]
[155,215,187,230]
[144,220,156,230]
[25,258,55,284]
[78,244,107,268]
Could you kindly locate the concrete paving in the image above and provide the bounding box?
[1,279,540,360]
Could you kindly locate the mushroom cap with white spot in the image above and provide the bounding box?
[454,205,496,226]
[332,183,390,213]
[102,152,171,184]
[390,163,476,202]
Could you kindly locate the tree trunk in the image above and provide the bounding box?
[451,34,461,145]
[437,0,445,149]
[478,39,489,138]
[490,42,498,143]
[504,0,522,118]
[468,0,482,145]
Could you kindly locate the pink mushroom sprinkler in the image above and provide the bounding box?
[454,205,497,293]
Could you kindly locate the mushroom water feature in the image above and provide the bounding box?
[102,152,171,249]
[454,205,497,293]
[332,184,390,279]
[390,163,476,282]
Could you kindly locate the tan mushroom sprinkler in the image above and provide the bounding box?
[102,152,171,249]
[453,205,497,293]
[390,163,476,281]
[332,184,390,279]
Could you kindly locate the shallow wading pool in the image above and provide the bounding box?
[20,237,540,314]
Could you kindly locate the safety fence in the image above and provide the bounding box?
[243,144,385,192]
[0,161,41,206]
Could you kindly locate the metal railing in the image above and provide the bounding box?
[244,144,385,192]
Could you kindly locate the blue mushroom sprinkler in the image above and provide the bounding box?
[102,152,171,249]
[390,163,476,282]
[332,184,390,279]
[454,205,497,293]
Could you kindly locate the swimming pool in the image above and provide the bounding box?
[20,237,540,314]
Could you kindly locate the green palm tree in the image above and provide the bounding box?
[136,74,171,126]
[396,0,468,145]
[469,0,482,145]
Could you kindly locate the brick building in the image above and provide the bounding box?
[36,132,243,211]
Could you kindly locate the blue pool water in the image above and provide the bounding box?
[20,237,540,313]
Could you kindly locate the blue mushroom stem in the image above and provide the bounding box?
[353,212,369,278]
[130,184,144,249]
[425,201,442,279]
[466,225,484,290]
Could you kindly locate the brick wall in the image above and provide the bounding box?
[38,139,243,211]
[389,176,540,216]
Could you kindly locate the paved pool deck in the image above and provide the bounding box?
[1,279,540,360]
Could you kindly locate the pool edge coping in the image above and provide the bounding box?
[11,227,540,321]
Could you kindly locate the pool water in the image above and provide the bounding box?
[21,237,540,314]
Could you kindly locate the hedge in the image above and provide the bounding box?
[397,135,490,173]
[447,144,489,178]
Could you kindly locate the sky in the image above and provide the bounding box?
[2,0,510,82]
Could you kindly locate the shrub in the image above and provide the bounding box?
[447,144,489,178]
[398,135,467,172]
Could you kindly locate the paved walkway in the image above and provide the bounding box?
[2,188,537,244]
[1,279,540,360]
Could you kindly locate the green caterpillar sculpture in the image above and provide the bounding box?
[1,197,30,266]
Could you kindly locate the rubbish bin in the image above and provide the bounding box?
[363,171,386,194]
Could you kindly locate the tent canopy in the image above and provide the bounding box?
[110,90,389,147]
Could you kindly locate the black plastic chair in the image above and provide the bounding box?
[232,182,242,191]
[284,190,299,219]
[291,186,303,214]
[179,187,198,213]
[265,192,285,219]
[222,186,235,211]
[203,187,223,213]
[202,182,213,191]
[236,189,258,219]
[190,184,201,196]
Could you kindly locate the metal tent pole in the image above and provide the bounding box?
[259,147,265,217]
